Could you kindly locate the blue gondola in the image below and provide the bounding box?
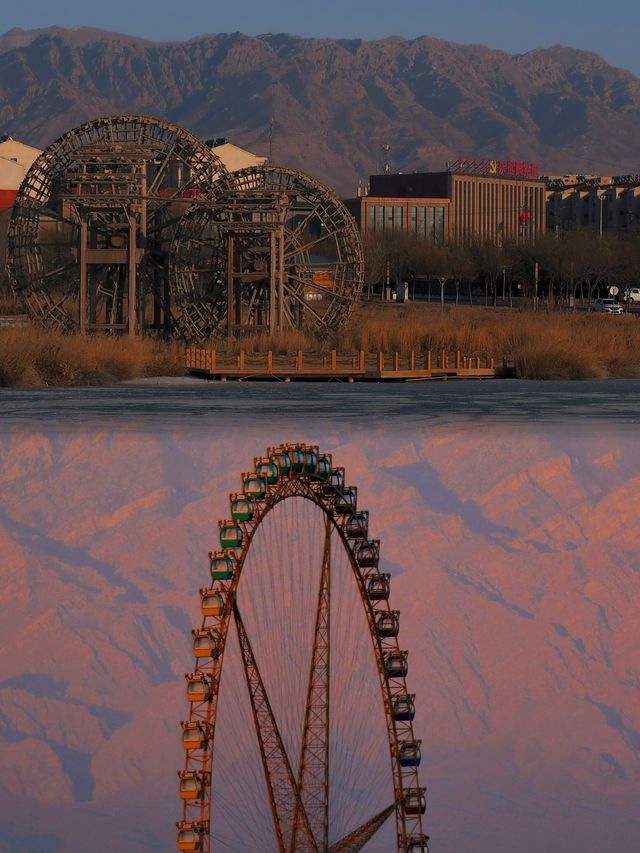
[322,468,344,495]
[334,487,356,514]
[399,740,422,767]
[392,694,415,721]
[376,611,399,637]
[316,454,331,479]
[384,650,408,678]
[407,836,430,853]
[355,540,379,567]
[346,512,368,539]
[366,573,390,601]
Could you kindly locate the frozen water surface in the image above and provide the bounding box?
[1,377,640,429]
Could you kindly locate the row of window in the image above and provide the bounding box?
[367,204,446,243]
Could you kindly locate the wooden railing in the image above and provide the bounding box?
[185,348,510,380]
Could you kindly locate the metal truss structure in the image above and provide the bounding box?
[177,443,429,853]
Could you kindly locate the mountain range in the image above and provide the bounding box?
[2,27,640,194]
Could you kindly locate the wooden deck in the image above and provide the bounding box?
[185,348,515,382]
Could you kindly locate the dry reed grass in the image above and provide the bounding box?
[0,296,25,315]
[225,304,640,380]
[2,305,640,385]
[334,305,640,380]
[0,327,184,387]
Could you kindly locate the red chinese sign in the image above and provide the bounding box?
[455,156,539,178]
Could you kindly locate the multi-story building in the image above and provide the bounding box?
[347,161,546,246]
[546,174,640,234]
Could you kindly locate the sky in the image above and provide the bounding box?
[4,0,640,77]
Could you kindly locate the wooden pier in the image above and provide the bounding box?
[185,348,515,382]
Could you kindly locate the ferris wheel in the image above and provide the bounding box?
[176,443,429,853]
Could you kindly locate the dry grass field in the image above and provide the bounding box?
[336,304,640,380]
[0,326,184,386]
[1,303,639,385]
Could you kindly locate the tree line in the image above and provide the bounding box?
[363,229,640,305]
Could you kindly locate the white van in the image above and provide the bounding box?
[623,288,640,303]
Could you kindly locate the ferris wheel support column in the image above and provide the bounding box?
[293,514,331,853]
[328,800,399,853]
[233,602,318,853]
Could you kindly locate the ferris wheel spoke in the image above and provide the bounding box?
[292,515,331,853]
[328,801,400,853]
[233,601,318,853]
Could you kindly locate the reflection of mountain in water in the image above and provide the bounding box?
[0,404,639,853]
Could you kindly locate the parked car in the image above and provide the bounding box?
[623,288,640,303]
[593,298,624,314]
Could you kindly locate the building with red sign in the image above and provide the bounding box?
[347,167,546,246]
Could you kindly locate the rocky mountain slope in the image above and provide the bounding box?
[0,401,638,853]
[1,27,640,193]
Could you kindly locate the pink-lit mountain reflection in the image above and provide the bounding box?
[0,421,638,853]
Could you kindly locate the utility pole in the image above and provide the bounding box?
[599,192,604,239]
